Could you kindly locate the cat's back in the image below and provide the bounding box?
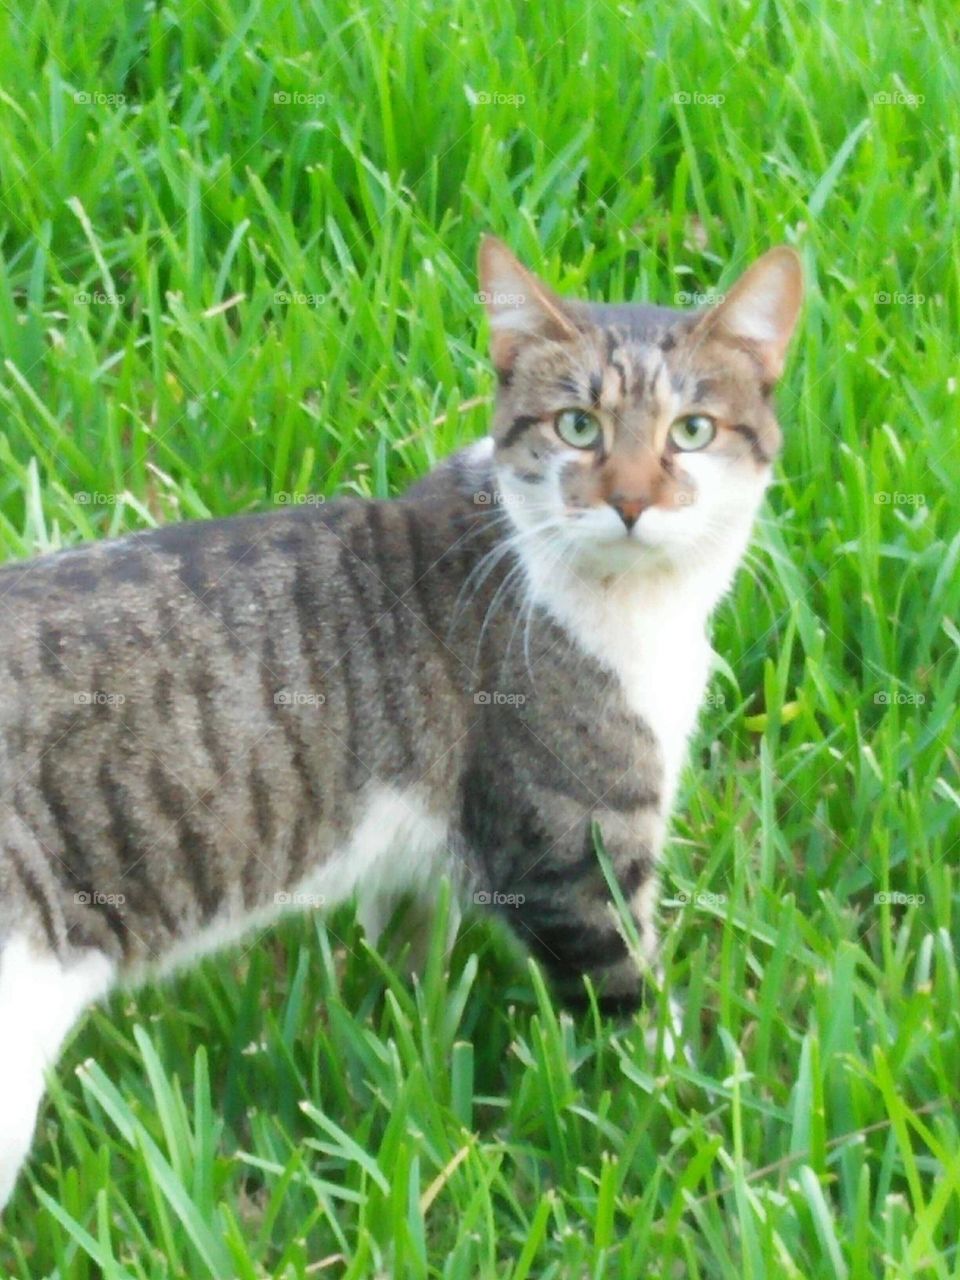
[0,492,484,675]
[1,504,346,657]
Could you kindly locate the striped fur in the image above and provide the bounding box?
[0,238,801,1208]
[0,484,662,985]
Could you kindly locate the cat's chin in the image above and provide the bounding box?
[570,531,688,577]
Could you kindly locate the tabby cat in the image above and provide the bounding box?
[0,237,801,1208]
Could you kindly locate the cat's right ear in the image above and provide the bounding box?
[478,236,579,379]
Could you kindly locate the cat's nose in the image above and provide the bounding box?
[608,496,647,531]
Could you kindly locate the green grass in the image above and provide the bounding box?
[1,0,958,1275]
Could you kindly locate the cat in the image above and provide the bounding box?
[0,236,802,1209]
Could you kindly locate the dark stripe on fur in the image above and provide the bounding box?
[258,633,324,816]
[501,415,541,449]
[291,562,327,696]
[248,759,276,846]
[98,761,180,937]
[517,726,658,812]
[367,505,415,771]
[38,624,65,676]
[189,665,230,778]
[287,811,311,885]
[610,356,628,398]
[523,918,628,978]
[731,423,772,464]
[146,761,221,921]
[337,529,403,759]
[153,669,174,721]
[402,504,438,627]
[7,843,60,954]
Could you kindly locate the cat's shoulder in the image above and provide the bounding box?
[401,437,495,506]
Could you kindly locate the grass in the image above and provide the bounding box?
[0,0,958,1274]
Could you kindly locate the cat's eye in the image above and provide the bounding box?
[555,409,602,449]
[668,414,717,452]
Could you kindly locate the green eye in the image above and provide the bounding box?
[555,409,602,449]
[668,414,717,451]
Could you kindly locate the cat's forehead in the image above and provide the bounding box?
[576,302,769,405]
[580,300,685,340]
[506,297,769,416]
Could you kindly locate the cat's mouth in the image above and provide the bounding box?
[567,506,687,551]
[569,523,686,575]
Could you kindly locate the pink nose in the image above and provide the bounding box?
[609,497,647,530]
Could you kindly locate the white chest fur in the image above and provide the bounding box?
[601,593,712,807]
[523,558,715,811]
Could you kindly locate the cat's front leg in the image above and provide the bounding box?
[512,864,686,1058]
[0,935,114,1210]
[505,824,661,1016]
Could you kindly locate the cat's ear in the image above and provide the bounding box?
[694,247,803,380]
[478,236,580,378]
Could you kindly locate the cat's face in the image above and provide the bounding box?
[480,239,802,578]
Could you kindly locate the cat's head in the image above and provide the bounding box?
[479,238,802,583]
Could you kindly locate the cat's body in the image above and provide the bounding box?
[0,442,664,979]
[0,237,802,1209]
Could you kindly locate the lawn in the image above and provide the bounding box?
[0,0,958,1275]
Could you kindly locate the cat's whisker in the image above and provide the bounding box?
[449,512,572,634]
[519,529,575,687]
[501,524,571,679]
[474,520,573,667]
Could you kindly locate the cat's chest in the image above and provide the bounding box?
[539,580,713,806]
[605,614,711,801]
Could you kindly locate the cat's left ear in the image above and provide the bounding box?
[478,236,580,378]
[694,247,803,380]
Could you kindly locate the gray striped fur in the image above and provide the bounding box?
[0,238,802,1018]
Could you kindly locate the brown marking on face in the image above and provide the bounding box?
[560,439,695,528]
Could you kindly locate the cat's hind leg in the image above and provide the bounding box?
[0,933,114,1210]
